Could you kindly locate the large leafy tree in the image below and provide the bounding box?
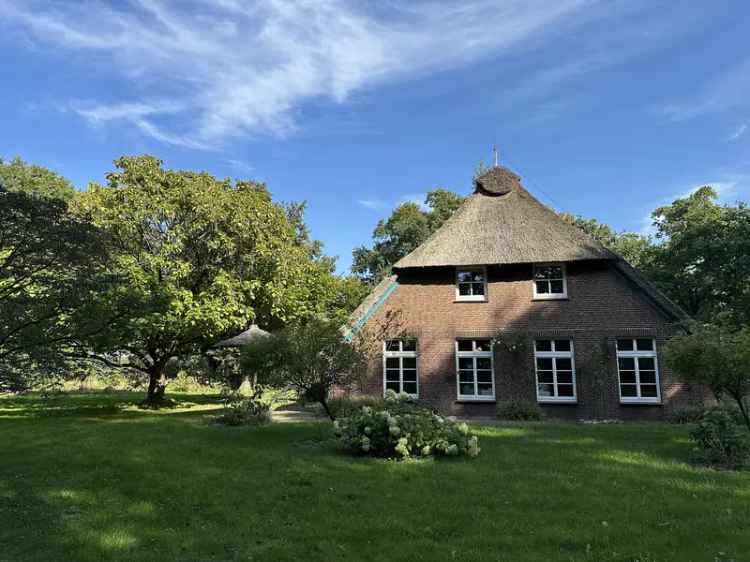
[0,156,76,202]
[0,188,108,391]
[73,155,341,404]
[352,188,465,284]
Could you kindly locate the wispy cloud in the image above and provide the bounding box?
[0,0,618,148]
[224,158,254,174]
[662,58,750,121]
[357,199,387,210]
[728,122,747,141]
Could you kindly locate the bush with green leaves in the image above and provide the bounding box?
[334,394,480,459]
[214,391,271,427]
[497,399,544,421]
[689,408,750,469]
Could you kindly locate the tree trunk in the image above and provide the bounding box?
[144,365,168,407]
[734,394,750,432]
[319,398,335,421]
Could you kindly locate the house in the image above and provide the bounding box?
[349,164,706,420]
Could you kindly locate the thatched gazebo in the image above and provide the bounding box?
[210,325,270,390]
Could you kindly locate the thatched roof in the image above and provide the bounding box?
[394,165,615,269]
[213,324,270,348]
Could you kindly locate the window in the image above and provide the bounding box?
[455,339,495,400]
[534,339,576,402]
[456,267,487,301]
[383,339,418,396]
[533,264,567,299]
[616,338,660,403]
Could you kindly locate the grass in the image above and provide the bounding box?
[2,393,749,562]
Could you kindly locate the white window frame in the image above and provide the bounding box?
[383,340,419,398]
[455,339,495,401]
[534,339,577,403]
[616,338,661,404]
[455,266,488,302]
[532,263,568,300]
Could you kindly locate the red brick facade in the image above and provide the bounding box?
[360,260,708,420]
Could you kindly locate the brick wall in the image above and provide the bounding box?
[360,260,709,420]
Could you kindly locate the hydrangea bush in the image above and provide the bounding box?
[334,392,480,459]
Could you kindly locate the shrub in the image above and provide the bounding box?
[214,392,271,426]
[667,405,706,424]
[689,408,750,469]
[497,399,544,421]
[334,395,480,459]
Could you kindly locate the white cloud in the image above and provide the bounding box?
[0,0,609,148]
[224,159,254,174]
[728,122,747,141]
[663,58,750,121]
[357,199,386,210]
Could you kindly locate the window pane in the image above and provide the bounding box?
[403,382,417,395]
[457,271,474,283]
[618,357,635,371]
[459,370,474,383]
[386,357,399,369]
[478,384,493,396]
[556,371,573,384]
[557,385,574,397]
[556,357,572,371]
[537,371,553,383]
[538,384,554,397]
[474,339,491,352]
[636,338,654,351]
[639,370,656,384]
[549,266,563,278]
[472,282,485,296]
[535,280,549,294]
[385,340,400,351]
[550,280,564,294]
[535,340,552,352]
[620,385,637,397]
[386,381,400,392]
[385,369,401,382]
[459,383,475,396]
[402,357,416,369]
[476,357,492,370]
[536,357,553,371]
[619,370,636,384]
[638,357,655,371]
[617,339,634,351]
[477,370,492,383]
[457,340,473,352]
[402,369,417,382]
[554,340,571,352]
[402,340,417,352]
[534,266,552,280]
[640,385,658,397]
[458,283,472,296]
[458,357,473,370]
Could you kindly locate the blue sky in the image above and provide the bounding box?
[1,1,749,273]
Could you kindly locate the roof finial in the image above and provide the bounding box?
[492,145,499,167]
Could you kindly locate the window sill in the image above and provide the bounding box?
[538,399,578,405]
[532,295,568,301]
[454,298,488,303]
[456,398,496,403]
[620,399,662,406]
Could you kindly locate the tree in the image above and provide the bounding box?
[0,189,108,391]
[73,155,340,405]
[352,188,466,283]
[665,325,750,431]
[648,187,750,326]
[559,213,654,269]
[240,316,369,420]
[0,156,76,202]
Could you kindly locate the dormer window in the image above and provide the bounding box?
[533,264,567,300]
[456,267,487,301]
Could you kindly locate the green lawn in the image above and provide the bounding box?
[1,393,748,562]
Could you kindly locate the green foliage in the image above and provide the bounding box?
[73,155,339,402]
[665,325,750,430]
[241,315,370,420]
[327,395,390,419]
[667,405,707,425]
[0,156,76,201]
[689,408,750,469]
[0,188,108,391]
[334,393,481,459]
[214,390,271,426]
[497,399,544,421]
[559,213,653,269]
[352,188,466,283]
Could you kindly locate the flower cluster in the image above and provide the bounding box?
[334,397,480,460]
